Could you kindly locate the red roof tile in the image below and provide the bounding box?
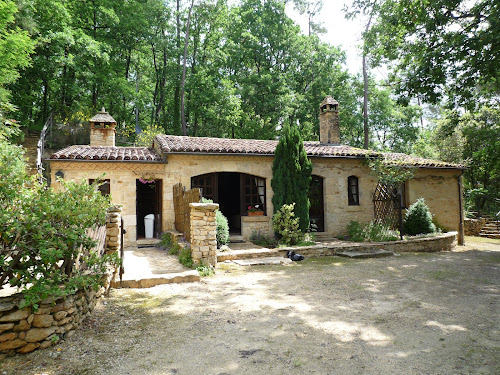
[49,146,163,162]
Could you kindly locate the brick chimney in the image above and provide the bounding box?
[319,96,340,144]
[89,108,116,147]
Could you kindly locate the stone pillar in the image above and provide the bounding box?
[106,205,122,254]
[319,96,340,144]
[189,203,218,267]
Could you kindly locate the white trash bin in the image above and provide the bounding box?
[144,214,155,239]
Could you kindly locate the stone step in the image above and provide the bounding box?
[110,270,200,288]
[217,247,280,262]
[136,238,161,247]
[336,249,394,258]
[479,233,500,239]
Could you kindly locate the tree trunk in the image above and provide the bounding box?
[181,0,195,136]
[362,53,369,149]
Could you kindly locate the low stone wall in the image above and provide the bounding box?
[277,232,458,258]
[241,216,271,240]
[189,203,218,267]
[106,205,122,253]
[0,287,103,355]
[464,218,487,236]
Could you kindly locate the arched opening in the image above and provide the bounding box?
[309,175,324,232]
[191,172,267,234]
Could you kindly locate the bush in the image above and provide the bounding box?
[216,210,229,247]
[404,198,437,235]
[347,220,399,242]
[249,231,278,248]
[178,245,193,268]
[196,264,215,277]
[0,136,114,309]
[272,203,303,245]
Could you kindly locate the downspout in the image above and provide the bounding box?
[458,171,465,245]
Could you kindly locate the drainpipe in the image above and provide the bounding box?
[458,172,465,245]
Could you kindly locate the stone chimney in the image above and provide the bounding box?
[319,96,340,144]
[89,107,116,147]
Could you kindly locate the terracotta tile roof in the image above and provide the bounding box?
[154,134,463,168]
[49,146,163,162]
[383,153,465,169]
[154,134,374,157]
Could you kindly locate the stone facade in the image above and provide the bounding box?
[189,203,218,266]
[50,154,463,245]
[90,127,115,147]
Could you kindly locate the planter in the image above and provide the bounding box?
[248,211,264,217]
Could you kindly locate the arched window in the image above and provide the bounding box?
[348,176,359,206]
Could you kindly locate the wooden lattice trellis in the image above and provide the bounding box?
[373,182,399,229]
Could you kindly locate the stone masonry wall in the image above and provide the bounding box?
[106,205,122,253]
[241,216,271,239]
[50,155,463,244]
[0,287,103,356]
[189,203,218,267]
[464,218,487,236]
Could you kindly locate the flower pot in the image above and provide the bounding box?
[248,211,264,216]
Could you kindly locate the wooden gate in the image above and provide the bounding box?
[173,183,201,241]
[373,182,400,229]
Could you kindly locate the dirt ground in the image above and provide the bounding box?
[2,237,499,375]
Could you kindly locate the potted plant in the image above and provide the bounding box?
[247,204,264,216]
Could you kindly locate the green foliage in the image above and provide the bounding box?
[271,123,312,231]
[347,220,399,242]
[135,124,164,147]
[346,0,499,107]
[272,203,304,246]
[249,231,278,248]
[178,245,193,268]
[196,264,214,277]
[0,136,113,308]
[215,210,229,248]
[365,155,414,187]
[403,198,437,236]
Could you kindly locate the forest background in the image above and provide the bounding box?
[0,0,499,216]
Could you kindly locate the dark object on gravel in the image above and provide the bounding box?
[287,251,304,261]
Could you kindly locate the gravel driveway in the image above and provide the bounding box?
[3,237,499,375]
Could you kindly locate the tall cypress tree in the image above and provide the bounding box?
[271,123,312,232]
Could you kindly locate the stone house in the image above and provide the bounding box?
[49,98,465,246]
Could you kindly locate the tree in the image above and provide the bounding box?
[0,0,33,111]
[354,0,500,107]
[271,122,312,231]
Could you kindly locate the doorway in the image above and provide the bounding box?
[136,179,162,239]
[218,172,241,233]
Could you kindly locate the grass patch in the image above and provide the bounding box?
[465,235,500,245]
[428,270,460,280]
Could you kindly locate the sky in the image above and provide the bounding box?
[286,1,388,80]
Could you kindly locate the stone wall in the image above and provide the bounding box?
[277,232,458,258]
[464,218,487,236]
[0,287,103,355]
[189,203,218,267]
[50,155,463,245]
[106,205,122,253]
[241,216,271,239]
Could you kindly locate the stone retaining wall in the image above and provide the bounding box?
[277,232,458,258]
[189,203,218,266]
[241,216,271,240]
[0,287,103,355]
[464,218,487,236]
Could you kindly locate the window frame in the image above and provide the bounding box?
[347,175,360,206]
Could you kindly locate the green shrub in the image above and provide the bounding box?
[216,210,229,247]
[196,264,215,277]
[272,203,303,245]
[178,245,193,268]
[159,232,173,249]
[404,198,437,235]
[249,231,278,248]
[347,220,399,242]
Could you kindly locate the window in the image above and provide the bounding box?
[243,174,266,215]
[89,179,110,196]
[191,173,217,201]
[395,182,408,208]
[348,176,359,206]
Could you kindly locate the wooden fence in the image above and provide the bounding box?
[173,183,201,241]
